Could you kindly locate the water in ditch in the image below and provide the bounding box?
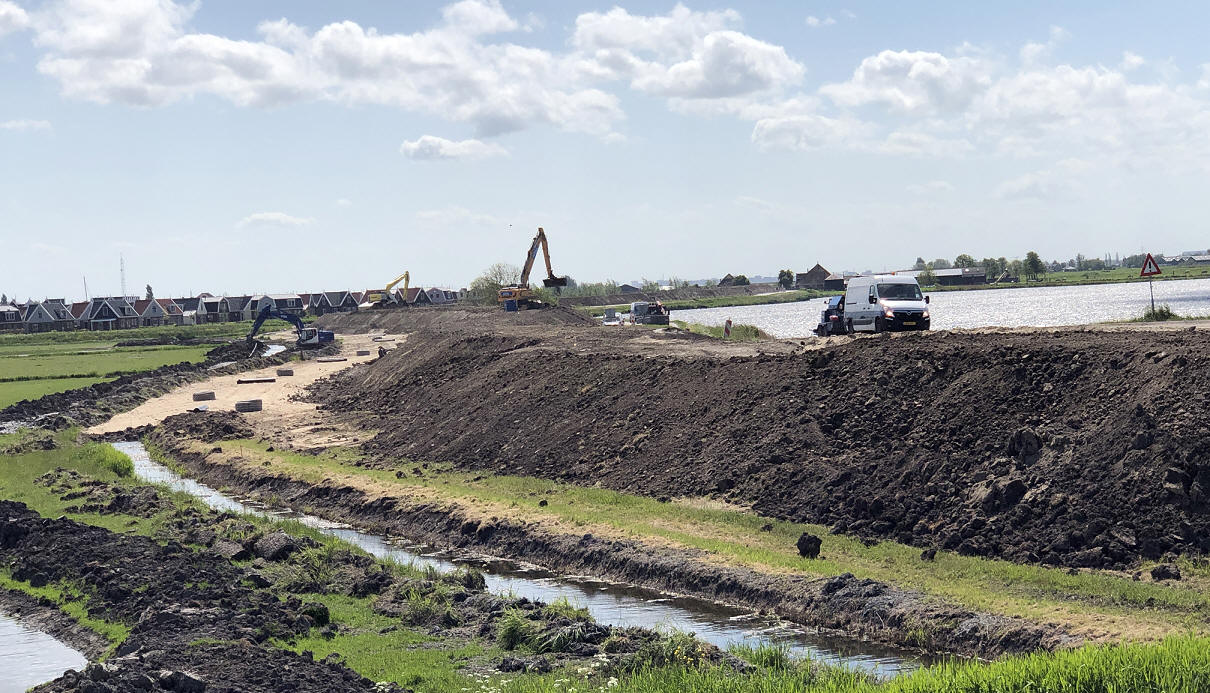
[113,441,928,678]
[0,614,87,693]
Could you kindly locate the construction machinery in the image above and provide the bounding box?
[247,305,334,348]
[361,272,410,308]
[629,301,670,325]
[498,227,568,310]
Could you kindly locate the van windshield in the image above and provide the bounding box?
[877,283,923,300]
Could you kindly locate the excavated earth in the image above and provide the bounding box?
[2,467,695,692]
[313,316,1210,570]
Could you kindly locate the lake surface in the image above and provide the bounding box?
[0,614,87,693]
[673,279,1210,338]
[115,441,928,678]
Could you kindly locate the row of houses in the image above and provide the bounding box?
[0,286,463,333]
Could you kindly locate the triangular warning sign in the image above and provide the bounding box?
[1140,253,1162,277]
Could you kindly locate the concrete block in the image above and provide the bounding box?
[192,391,216,401]
[234,400,263,413]
[275,368,294,376]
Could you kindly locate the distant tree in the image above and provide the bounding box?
[981,257,1002,279]
[145,284,154,300]
[917,268,937,286]
[954,254,977,269]
[732,274,751,286]
[1075,253,1086,271]
[640,278,661,292]
[1024,251,1045,280]
[777,269,795,290]
[468,262,521,304]
[930,258,952,270]
[1083,258,1106,271]
[1122,253,1147,268]
[1009,259,1024,277]
[0,294,6,304]
[913,257,927,271]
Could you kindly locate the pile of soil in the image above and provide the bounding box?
[316,305,596,335]
[316,327,1210,568]
[1,500,392,693]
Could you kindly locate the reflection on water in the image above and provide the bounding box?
[114,442,927,678]
[0,615,87,693]
[674,278,1210,338]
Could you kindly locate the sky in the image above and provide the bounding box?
[3,0,1210,300]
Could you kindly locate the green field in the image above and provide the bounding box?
[0,320,301,410]
[0,344,211,380]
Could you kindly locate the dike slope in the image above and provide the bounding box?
[315,327,1210,569]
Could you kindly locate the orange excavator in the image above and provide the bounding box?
[498,227,568,310]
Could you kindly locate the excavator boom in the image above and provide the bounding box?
[517,228,568,289]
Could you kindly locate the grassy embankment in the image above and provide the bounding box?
[0,321,295,408]
[186,439,1210,644]
[4,428,1210,692]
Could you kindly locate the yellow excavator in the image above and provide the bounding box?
[498,228,568,309]
[362,271,409,308]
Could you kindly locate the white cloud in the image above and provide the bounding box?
[414,206,501,226]
[0,0,28,35]
[572,5,803,100]
[236,212,314,228]
[906,180,955,194]
[0,119,51,131]
[27,0,623,136]
[805,15,835,29]
[750,114,870,151]
[1121,51,1145,72]
[400,135,508,160]
[821,50,990,113]
[995,159,1091,201]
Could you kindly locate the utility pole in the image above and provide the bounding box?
[120,254,127,299]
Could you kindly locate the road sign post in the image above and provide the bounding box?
[1140,253,1162,313]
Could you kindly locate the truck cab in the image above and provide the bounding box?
[842,275,930,333]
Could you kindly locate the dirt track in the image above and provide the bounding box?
[312,312,1210,569]
[88,331,395,446]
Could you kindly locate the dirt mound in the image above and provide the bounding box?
[317,328,1210,568]
[317,304,596,334]
[206,339,267,361]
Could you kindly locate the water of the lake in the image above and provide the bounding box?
[0,615,87,693]
[673,279,1210,338]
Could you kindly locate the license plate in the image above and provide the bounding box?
[903,321,916,326]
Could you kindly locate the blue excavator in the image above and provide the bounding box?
[247,304,334,348]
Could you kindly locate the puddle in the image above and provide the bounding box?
[115,441,928,678]
[0,614,87,693]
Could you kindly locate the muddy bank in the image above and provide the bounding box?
[313,328,1210,569]
[0,341,329,428]
[316,305,597,335]
[4,460,734,692]
[151,413,1078,659]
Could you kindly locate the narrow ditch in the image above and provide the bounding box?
[114,441,928,678]
[0,614,87,693]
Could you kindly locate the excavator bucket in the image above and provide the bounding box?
[543,275,569,289]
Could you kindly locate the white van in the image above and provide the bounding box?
[842,275,930,333]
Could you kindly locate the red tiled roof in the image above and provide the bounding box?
[70,301,88,319]
[134,299,152,314]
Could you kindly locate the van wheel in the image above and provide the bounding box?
[874,317,885,333]
[845,319,854,335]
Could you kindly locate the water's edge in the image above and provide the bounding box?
[115,441,923,678]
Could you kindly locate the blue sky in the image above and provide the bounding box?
[3,1,1210,300]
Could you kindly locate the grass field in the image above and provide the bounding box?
[0,342,211,409]
[191,439,1210,644]
[0,320,301,410]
